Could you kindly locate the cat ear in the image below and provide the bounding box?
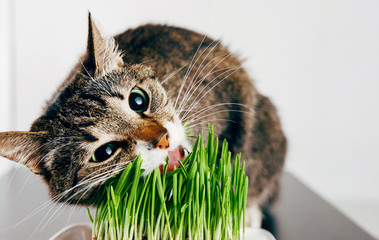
[83,13,124,75]
[0,131,48,174]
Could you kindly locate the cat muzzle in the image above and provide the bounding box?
[160,145,186,173]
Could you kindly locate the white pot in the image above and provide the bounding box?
[49,223,92,240]
[244,228,276,240]
[49,224,276,240]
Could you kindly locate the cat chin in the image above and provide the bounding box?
[165,121,192,152]
[136,141,168,175]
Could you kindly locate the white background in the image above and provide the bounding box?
[1,0,378,237]
[0,0,12,177]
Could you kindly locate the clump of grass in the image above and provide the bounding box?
[89,126,249,240]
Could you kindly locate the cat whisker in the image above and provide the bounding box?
[177,108,203,113]
[177,40,219,111]
[19,161,129,228]
[182,67,241,117]
[178,57,233,114]
[14,138,85,199]
[73,174,114,203]
[0,199,56,233]
[183,102,256,122]
[65,204,86,228]
[179,64,235,116]
[179,54,233,109]
[62,163,131,203]
[32,204,67,236]
[161,64,188,84]
[66,166,128,208]
[174,36,206,110]
[181,66,242,120]
[177,50,229,115]
[27,187,87,238]
[139,58,156,65]
[64,205,84,230]
[188,118,238,128]
[67,169,123,198]
[186,126,222,136]
[188,109,254,125]
[32,164,129,234]
[103,75,116,96]
[78,161,131,184]
[16,172,34,199]
[178,53,233,116]
[38,194,88,233]
[11,175,91,229]
[17,187,83,233]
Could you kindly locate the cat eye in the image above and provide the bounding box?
[129,87,149,113]
[91,142,121,163]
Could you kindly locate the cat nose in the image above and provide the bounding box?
[156,132,169,149]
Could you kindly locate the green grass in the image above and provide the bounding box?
[89,126,249,240]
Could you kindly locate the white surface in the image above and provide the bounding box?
[332,199,379,239]
[3,0,379,237]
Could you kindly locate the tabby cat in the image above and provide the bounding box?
[0,14,286,228]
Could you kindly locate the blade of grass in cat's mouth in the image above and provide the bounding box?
[160,145,186,173]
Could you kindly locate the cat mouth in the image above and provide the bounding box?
[160,145,187,173]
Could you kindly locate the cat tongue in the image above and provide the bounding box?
[160,147,185,174]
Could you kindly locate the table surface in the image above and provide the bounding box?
[0,167,376,240]
[262,172,375,240]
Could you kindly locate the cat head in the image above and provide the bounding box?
[0,14,190,205]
